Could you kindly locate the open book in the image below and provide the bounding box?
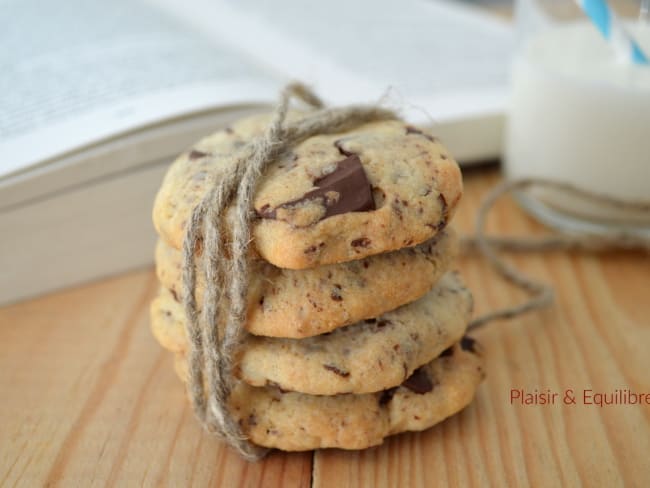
[0,0,513,304]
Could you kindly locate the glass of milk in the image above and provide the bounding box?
[504,0,650,235]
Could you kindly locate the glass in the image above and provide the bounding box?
[504,0,650,236]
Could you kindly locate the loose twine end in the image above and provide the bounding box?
[465,178,650,332]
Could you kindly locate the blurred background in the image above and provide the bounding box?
[1,0,648,304]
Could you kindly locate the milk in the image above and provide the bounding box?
[504,22,650,228]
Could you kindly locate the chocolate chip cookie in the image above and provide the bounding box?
[155,229,457,338]
[152,112,462,269]
[172,340,485,450]
[151,272,473,394]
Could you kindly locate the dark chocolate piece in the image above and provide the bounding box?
[402,368,434,394]
[438,193,448,215]
[436,193,449,231]
[258,155,375,221]
[351,237,371,248]
[460,336,477,353]
[330,284,343,301]
[258,203,272,216]
[379,387,398,405]
[323,364,350,377]
[188,149,208,160]
[169,288,179,303]
[439,346,454,357]
[303,242,325,254]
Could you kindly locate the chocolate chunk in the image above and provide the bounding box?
[323,364,350,377]
[351,237,371,248]
[436,193,449,231]
[438,193,448,214]
[439,346,454,357]
[169,288,179,303]
[303,242,325,254]
[379,387,398,405]
[188,149,208,160]
[258,203,273,217]
[257,155,375,221]
[330,284,343,301]
[460,336,477,353]
[402,368,434,394]
[405,125,436,142]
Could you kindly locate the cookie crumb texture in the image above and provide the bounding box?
[174,342,485,451]
[152,113,462,269]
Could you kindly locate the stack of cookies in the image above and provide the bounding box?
[150,113,485,451]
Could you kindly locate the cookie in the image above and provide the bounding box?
[172,340,485,451]
[152,112,462,269]
[151,272,473,395]
[155,228,457,338]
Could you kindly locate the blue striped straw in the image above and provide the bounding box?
[577,0,649,64]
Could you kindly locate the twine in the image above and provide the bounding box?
[465,178,650,331]
[181,83,397,460]
[181,82,650,460]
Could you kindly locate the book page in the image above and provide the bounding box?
[156,0,514,124]
[0,0,280,179]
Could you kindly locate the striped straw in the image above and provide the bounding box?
[576,0,649,64]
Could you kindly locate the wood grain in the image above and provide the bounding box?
[1,168,649,487]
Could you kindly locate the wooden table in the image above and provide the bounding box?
[2,168,649,487]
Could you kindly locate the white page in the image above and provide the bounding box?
[156,0,514,124]
[1,0,514,181]
[0,0,281,179]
